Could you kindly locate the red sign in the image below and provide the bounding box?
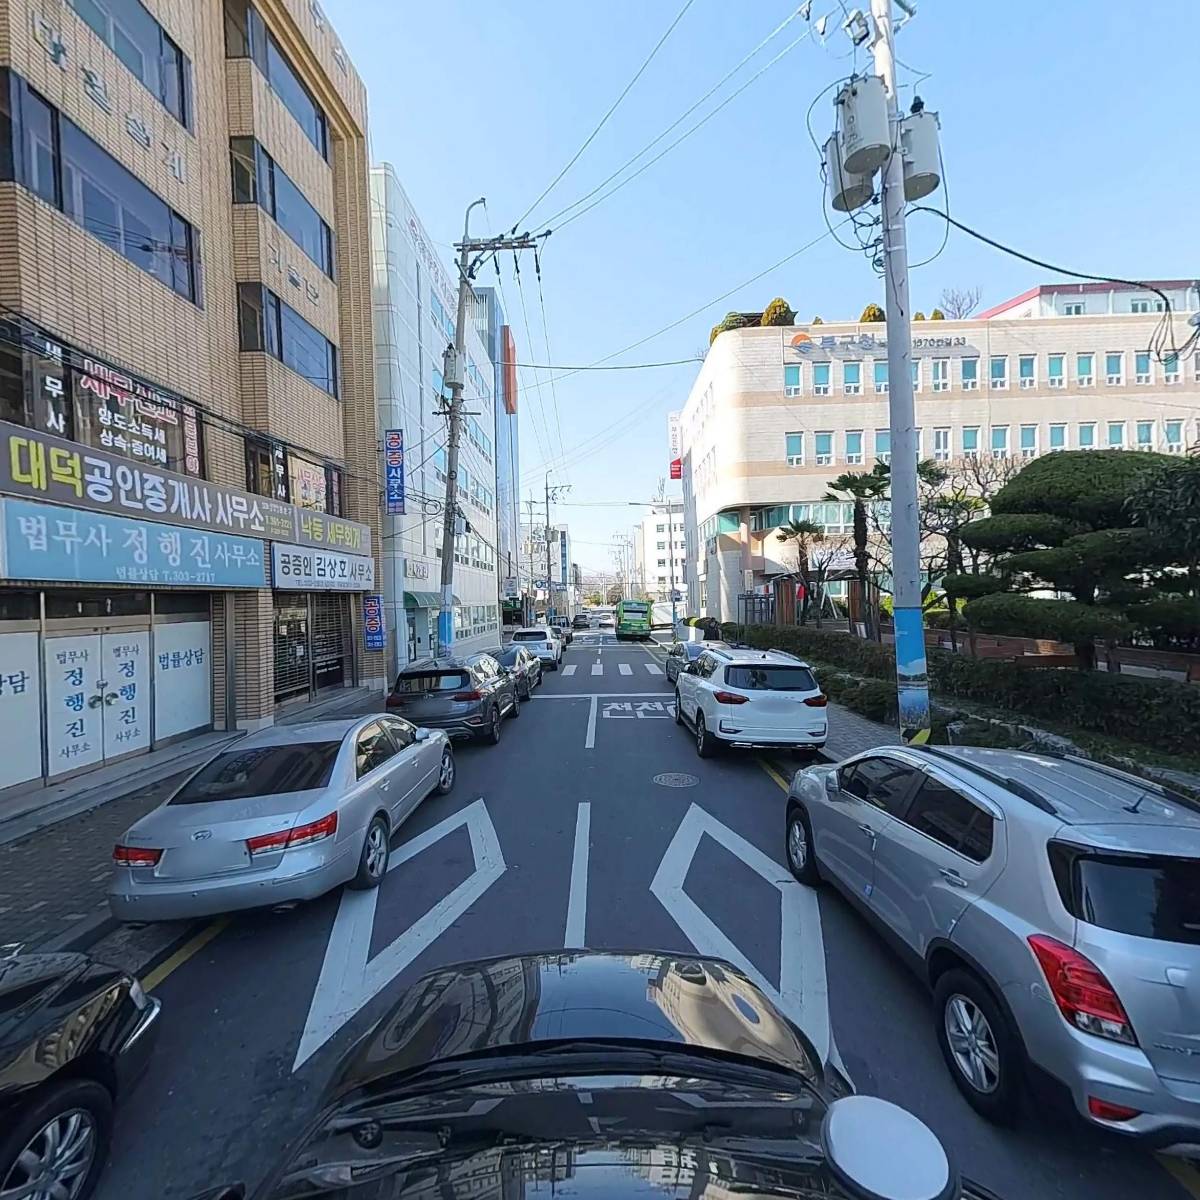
[669,459,682,480]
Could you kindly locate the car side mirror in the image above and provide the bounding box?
[825,772,840,797]
[415,728,431,742]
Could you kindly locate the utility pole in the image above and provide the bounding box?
[544,473,570,621]
[870,0,931,743]
[437,202,541,656]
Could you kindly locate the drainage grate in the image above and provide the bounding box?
[653,772,699,788]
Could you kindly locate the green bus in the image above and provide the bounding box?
[615,599,652,641]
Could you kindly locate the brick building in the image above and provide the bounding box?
[0,0,383,794]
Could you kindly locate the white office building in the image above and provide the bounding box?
[634,503,686,602]
[678,280,1200,622]
[370,165,500,670]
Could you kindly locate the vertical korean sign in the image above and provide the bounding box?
[362,593,387,651]
[668,411,682,480]
[384,430,405,515]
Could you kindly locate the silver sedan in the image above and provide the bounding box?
[109,716,455,922]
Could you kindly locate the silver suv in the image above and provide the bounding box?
[784,745,1200,1150]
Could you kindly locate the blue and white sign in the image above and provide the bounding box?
[0,498,268,588]
[559,529,569,584]
[362,593,386,651]
[384,429,405,515]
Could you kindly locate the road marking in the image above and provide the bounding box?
[645,663,663,675]
[591,662,603,676]
[141,917,230,992]
[562,664,577,676]
[618,662,632,676]
[585,696,598,748]
[565,802,591,947]
[1160,1157,1200,1199]
[759,759,793,793]
[294,797,505,1070]
[650,802,831,1065]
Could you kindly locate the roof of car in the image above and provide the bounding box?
[702,645,812,668]
[238,717,367,748]
[514,626,553,634]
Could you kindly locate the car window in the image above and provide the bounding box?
[686,643,706,660]
[381,716,416,750]
[512,631,546,642]
[356,722,399,778]
[669,643,682,657]
[905,777,994,862]
[724,665,817,692]
[476,656,498,678]
[394,671,469,693]
[693,653,715,678]
[841,756,920,816]
[170,742,342,803]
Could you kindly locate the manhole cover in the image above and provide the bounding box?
[653,772,699,788]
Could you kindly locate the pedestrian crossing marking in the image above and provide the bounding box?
[645,663,664,675]
[618,662,633,675]
[557,662,671,678]
[591,662,603,675]
[562,664,577,676]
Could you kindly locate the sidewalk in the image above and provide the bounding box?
[0,683,383,954]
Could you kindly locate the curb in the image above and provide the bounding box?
[35,910,120,955]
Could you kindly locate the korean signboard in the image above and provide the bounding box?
[272,543,375,592]
[288,455,328,513]
[0,632,42,790]
[384,429,406,515]
[0,421,369,552]
[668,411,682,480]
[362,594,387,650]
[559,528,569,586]
[0,498,269,588]
[788,328,976,359]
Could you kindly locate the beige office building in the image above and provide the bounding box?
[679,282,1199,621]
[0,0,383,795]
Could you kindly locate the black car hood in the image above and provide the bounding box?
[337,951,822,1095]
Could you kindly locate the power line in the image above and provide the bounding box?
[533,247,568,482]
[502,356,701,371]
[509,0,698,231]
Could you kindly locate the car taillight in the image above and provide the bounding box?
[1028,934,1137,1045]
[113,844,162,867]
[1087,1097,1141,1122]
[713,690,748,705]
[453,690,483,701]
[247,812,338,856]
[804,694,828,707]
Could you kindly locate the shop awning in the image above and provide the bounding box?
[404,591,459,608]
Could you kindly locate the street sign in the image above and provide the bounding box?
[668,411,682,479]
[361,593,386,650]
[533,577,547,590]
[503,577,519,599]
[384,429,405,515]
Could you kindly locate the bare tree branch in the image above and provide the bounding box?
[938,286,982,319]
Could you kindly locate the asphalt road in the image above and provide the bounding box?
[94,629,1195,1200]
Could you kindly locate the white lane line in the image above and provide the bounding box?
[585,695,598,749]
[618,662,633,676]
[590,662,603,676]
[562,664,577,677]
[645,663,664,675]
[565,802,591,947]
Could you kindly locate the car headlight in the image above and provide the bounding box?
[128,977,149,1011]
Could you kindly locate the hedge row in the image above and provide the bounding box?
[717,623,1200,755]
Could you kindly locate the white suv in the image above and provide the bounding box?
[674,646,827,757]
[509,626,562,670]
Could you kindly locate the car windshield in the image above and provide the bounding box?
[169,743,341,803]
[512,631,548,642]
[394,671,470,693]
[724,665,817,692]
[497,648,522,666]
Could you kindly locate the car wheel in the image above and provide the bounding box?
[785,806,820,885]
[548,658,558,672]
[486,707,503,744]
[674,690,684,725]
[510,691,521,719]
[350,815,390,889]
[934,968,1024,1124]
[694,712,717,758]
[0,1079,111,1200]
[435,748,455,795]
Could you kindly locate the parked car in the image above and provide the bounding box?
[674,646,827,757]
[572,613,589,630]
[200,950,1000,1200]
[387,653,520,741]
[550,616,573,645]
[664,637,729,682]
[0,946,161,1200]
[109,715,456,922]
[509,626,562,670]
[784,744,1200,1150]
[599,614,615,629]
[496,644,543,698]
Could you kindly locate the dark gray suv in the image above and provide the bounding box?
[385,653,520,744]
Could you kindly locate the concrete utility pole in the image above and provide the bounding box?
[437,203,540,656]
[870,0,931,742]
[544,474,570,620]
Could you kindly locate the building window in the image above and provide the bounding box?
[843,361,862,394]
[1164,353,1181,383]
[1135,352,1151,384]
[1063,301,1085,316]
[962,426,979,459]
[1049,423,1067,450]
[1136,421,1154,451]
[223,0,329,160]
[1165,420,1184,452]
[68,0,191,127]
[237,283,339,397]
[960,357,978,389]
[655,524,665,533]
[785,432,804,466]
[911,359,921,392]
[814,431,834,466]
[991,425,1009,459]
[229,138,334,277]
[1107,421,1125,448]
[1130,298,1151,313]
[1047,354,1065,387]
[873,360,888,393]
[1018,355,1035,388]
[656,541,665,550]
[1019,424,1037,459]
[1105,352,1123,384]
[783,364,801,396]
[845,429,863,465]
[813,363,830,395]
[933,427,950,462]
[1079,422,1096,448]
[1076,353,1094,386]
[989,356,1007,389]
[875,428,890,464]
[932,358,949,391]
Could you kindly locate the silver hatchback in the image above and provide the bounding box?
[784,745,1200,1151]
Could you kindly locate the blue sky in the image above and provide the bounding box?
[326,0,1199,572]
